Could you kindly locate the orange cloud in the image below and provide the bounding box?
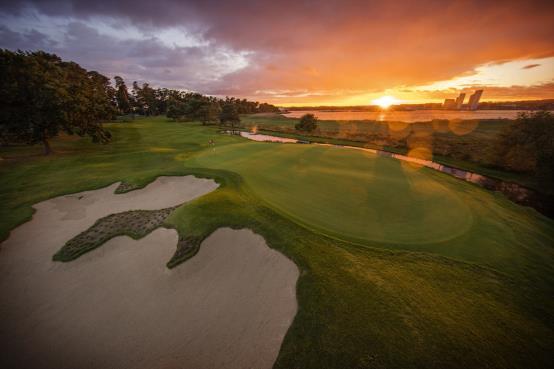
[2,0,554,104]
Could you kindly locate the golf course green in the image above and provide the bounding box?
[1,116,553,369]
[186,141,475,245]
[185,135,553,282]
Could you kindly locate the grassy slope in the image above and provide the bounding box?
[1,116,553,369]
[184,140,554,286]
[0,117,234,241]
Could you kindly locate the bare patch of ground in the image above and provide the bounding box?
[0,176,299,369]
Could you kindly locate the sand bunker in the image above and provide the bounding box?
[0,176,299,369]
[240,131,298,143]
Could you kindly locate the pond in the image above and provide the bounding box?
[283,110,539,122]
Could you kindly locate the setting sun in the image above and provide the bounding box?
[1,1,553,369]
[372,95,400,109]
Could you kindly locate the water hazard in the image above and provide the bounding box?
[283,110,541,122]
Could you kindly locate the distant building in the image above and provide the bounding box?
[468,90,483,110]
[443,98,456,109]
[443,93,466,110]
[455,93,466,109]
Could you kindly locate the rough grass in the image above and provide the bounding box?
[114,181,143,194]
[1,116,553,369]
[0,116,234,242]
[165,168,554,369]
[53,206,177,261]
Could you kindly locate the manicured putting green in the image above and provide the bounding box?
[186,141,473,244]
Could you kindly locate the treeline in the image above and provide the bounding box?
[494,111,554,188]
[164,94,279,126]
[0,49,280,154]
[257,111,553,190]
[115,80,280,119]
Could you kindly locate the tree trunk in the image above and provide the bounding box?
[42,137,52,155]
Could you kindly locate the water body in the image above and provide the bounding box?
[283,110,538,122]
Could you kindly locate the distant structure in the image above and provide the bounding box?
[443,92,466,110]
[468,90,483,110]
[455,93,466,109]
[443,98,456,109]
[442,90,482,110]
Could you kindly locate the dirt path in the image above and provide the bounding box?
[0,176,299,369]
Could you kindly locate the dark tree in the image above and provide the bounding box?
[220,103,241,130]
[155,88,171,115]
[87,71,118,121]
[0,50,112,155]
[163,90,278,122]
[183,93,208,120]
[295,113,318,132]
[495,111,554,188]
[131,81,144,115]
[114,76,131,115]
[166,100,186,121]
[258,102,280,113]
[132,82,158,116]
[198,102,221,125]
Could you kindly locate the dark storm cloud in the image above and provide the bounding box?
[1,0,554,102]
[0,19,243,90]
[0,25,58,51]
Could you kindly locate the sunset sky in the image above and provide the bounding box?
[1,0,553,106]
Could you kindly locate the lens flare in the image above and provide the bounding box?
[372,96,400,109]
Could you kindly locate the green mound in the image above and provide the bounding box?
[187,142,474,244]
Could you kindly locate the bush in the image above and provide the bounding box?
[495,111,554,188]
[166,102,186,121]
[295,113,318,132]
[220,103,241,128]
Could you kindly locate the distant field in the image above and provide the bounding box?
[241,112,511,137]
[1,116,553,369]
[282,109,532,121]
[240,113,541,189]
[240,113,511,157]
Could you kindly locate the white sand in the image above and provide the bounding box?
[0,176,299,369]
[240,131,298,143]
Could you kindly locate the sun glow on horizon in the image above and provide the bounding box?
[372,95,400,109]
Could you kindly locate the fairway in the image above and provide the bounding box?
[1,118,553,369]
[3,5,554,367]
[187,142,474,244]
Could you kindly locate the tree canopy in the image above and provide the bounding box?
[114,76,131,114]
[295,113,318,132]
[164,92,278,124]
[495,111,554,187]
[220,103,241,129]
[0,49,113,154]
